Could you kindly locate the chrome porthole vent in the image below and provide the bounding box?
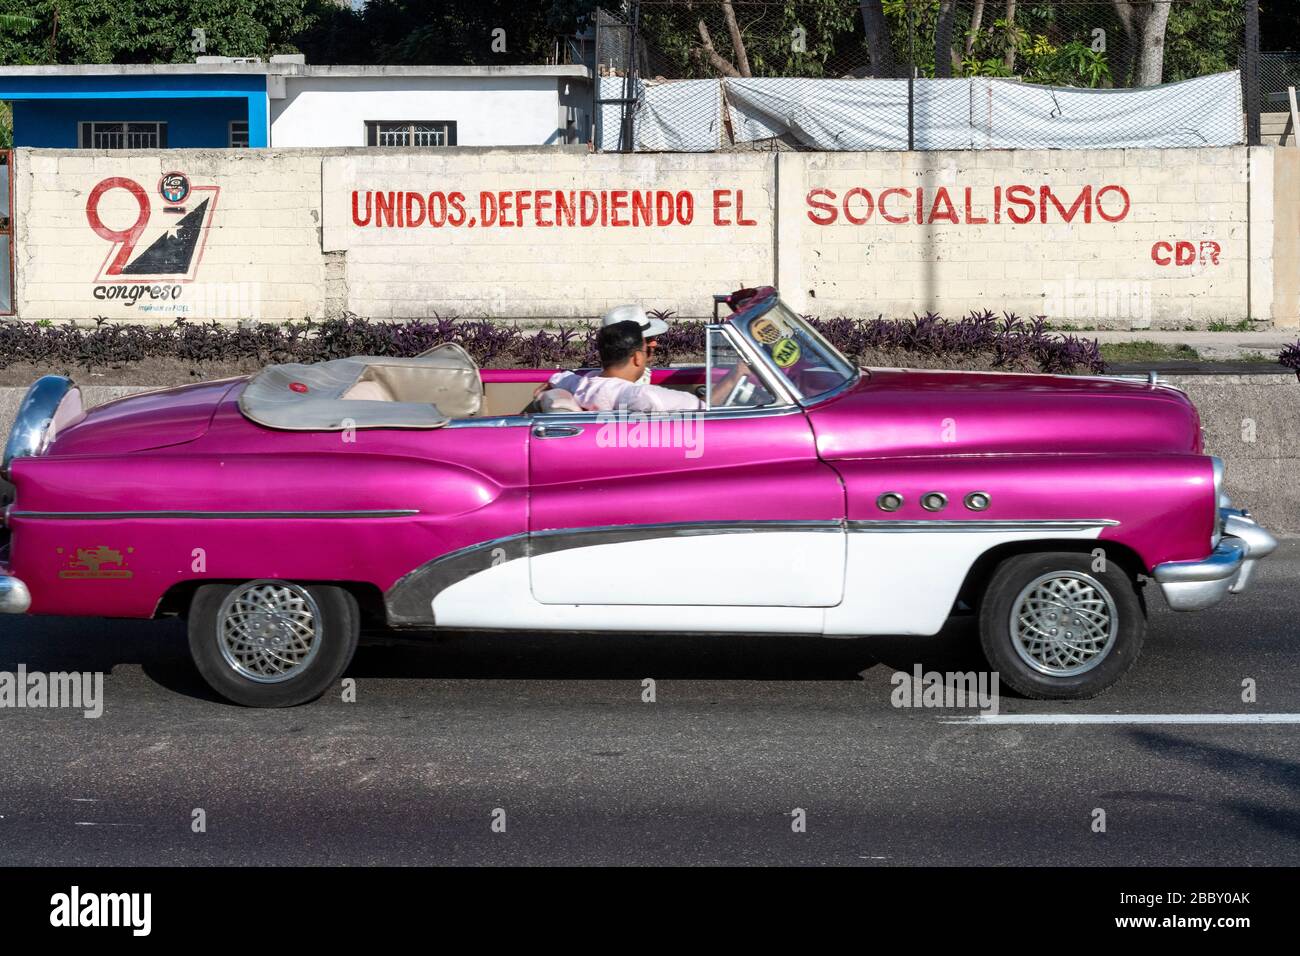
[921,492,947,512]
[964,491,991,512]
[876,492,904,512]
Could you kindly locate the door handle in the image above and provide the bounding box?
[532,424,584,439]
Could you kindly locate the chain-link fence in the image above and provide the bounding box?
[596,0,1263,152]
[1257,51,1299,145]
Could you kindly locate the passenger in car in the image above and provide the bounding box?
[601,304,669,385]
[546,304,666,397]
[547,321,746,413]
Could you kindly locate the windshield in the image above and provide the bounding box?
[731,297,857,401]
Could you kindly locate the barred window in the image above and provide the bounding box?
[229,120,250,148]
[78,121,167,149]
[365,121,457,147]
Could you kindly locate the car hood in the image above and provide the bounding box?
[809,368,1203,458]
[46,378,245,457]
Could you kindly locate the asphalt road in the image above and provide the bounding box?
[1,542,1299,867]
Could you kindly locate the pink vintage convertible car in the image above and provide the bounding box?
[0,288,1278,706]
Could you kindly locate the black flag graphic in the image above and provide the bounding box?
[121,199,210,276]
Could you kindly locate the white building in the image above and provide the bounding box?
[0,58,593,152]
[266,64,593,148]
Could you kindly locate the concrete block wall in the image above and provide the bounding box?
[1270,148,1300,329]
[784,148,1253,327]
[6,145,1296,328]
[13,149,326,322]
[320,149,774,319]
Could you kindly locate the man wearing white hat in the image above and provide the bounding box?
[540,304,668,400]
[599,304,669,386]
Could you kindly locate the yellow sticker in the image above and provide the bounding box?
[750,317,783,345]
[772,338,801,368]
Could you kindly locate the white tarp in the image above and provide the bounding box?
[978,71,1243,149]
[727,77,972,150]
[636,79,723,151]
[610,70,1243,152]
[597,76,722,152]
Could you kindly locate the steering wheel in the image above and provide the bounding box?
[722,374,756,407]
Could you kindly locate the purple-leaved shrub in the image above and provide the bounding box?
[0,310,1105,375]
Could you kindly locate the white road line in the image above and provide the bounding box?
[941,713,1300,725]
[74,822,144,832]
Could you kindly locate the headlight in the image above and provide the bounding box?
[1,376,82,480]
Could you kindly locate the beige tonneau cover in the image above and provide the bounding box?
[237,343,483,431]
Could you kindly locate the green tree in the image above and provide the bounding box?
[638,0,860,79]
[0,0,325,65]
[295,0,599,66]
[1163,0,1244,82]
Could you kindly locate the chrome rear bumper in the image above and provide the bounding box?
[1153,510,1278,611]
[0,574,31,614]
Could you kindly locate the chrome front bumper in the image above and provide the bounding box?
[1153,510,1278,611]
[0,574,31,614]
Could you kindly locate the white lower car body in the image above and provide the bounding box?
[427,524,1107,636]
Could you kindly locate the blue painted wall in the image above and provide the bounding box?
[12,97,249,147]
[0,73,268,147]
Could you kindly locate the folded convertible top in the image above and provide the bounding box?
[238,343,482,431]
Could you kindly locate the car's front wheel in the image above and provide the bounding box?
[187,580,359,707]
[978,552,1145,700]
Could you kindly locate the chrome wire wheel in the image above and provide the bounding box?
[216,581,323,684]
[1009,571,1118,677]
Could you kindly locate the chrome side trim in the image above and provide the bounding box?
[10,509,419,520]
[846,518,1118,532]
[0,575,32,614]
[387,532,530,626]
[443,415,532,429]
[515,403,806,424]
[529,519,843,558]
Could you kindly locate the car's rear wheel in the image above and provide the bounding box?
[187,580,359,707]
[978,552,1144,700]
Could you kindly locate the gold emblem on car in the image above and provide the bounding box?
[56,546,134,580]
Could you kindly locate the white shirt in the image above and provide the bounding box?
[547,370,703,413]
